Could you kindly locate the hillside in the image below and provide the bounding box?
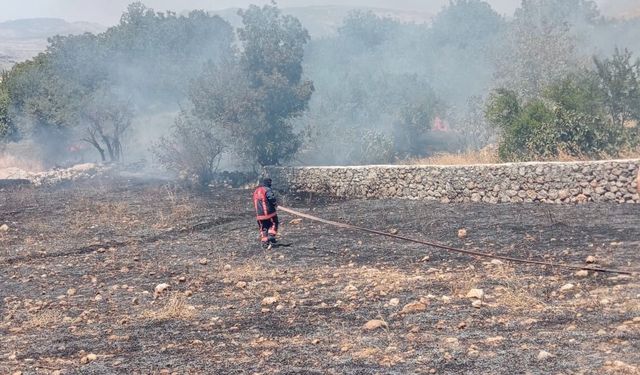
[0,18,106,71]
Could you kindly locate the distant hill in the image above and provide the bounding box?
[0,18,106,71]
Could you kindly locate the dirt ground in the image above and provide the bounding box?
[1,178,639,374]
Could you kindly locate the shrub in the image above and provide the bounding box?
[153,113,224,187]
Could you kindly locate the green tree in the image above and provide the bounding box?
[486,70,629,161]
[1,2,234,164]
[594,48,640,128]
[0,73,11,140]
[191,4,314,166]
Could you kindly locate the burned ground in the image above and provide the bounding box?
[1,178,639,374]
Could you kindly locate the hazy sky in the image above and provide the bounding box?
[0,0,632,24]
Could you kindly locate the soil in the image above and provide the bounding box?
[1,178,639,374]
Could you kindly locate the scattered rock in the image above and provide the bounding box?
[389,298,400,307]
[343,285,358,293]
[154,283,170,298]
[94,294,103,302]
[560,283,575,292]
[490,259,504,265]
[0,224,9,231]
[401,301,427,314]
[389,228,399,235]
[289,218,303,225]
[363,319,388,331]
[199,258,208,265]
[223,264,232,271]
[81,353,97,364]
[184,290,193,297]
[261,296,279,306]
[536,350,554,361]
[575,270,589,277]
[520,318,538,326]
[466,289,484,299]
[471,300,482,308]
[66,288,77,296]
[236,281,247,289]
[131,297,139,305]
[485,336,504,345]
[457,228,467,239]
[586,255,597,264]
[178,276,186,282]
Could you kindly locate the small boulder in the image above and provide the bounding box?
[575,270,589,277]
[0,224,9,232]
[536,350,554,361]
[363,319,388,331]
[401,301,427,314]
[154,283,170,298]
[198,258,208,265]
[560,283,575,292]
[261,296,279,306]
[236,281,247,289]
[466,289,484,299]
[389,298,400,307]
[457,228,467,239]
[66,288,77,296]
[585,256,597,264]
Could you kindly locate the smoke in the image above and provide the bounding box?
[2,0,640,173]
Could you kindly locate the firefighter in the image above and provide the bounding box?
[253,177,279,249]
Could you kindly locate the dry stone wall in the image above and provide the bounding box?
[266,160,640,204]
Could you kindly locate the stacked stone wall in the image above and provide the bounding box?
[266,160,640,203]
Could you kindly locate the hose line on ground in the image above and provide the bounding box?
[278,206,636,276]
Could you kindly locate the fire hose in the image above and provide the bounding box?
[278,206,637,276]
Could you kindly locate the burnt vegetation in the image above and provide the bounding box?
[0,179,638,373]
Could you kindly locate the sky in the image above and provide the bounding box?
[0,0,632,24]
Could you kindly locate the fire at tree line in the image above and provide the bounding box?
[0,0,639,186]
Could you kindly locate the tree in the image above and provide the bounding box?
[594,48,640,128]
[338,11,399,49]
[428,0,506,105]
[191,4,314,166]
[81,90,133,162]
[495,0,593,98]
[0,2,234,165]
[0,73,11,140]
[153,112,224,186]
[486,72,628,161]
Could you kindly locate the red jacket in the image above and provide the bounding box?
[253,185,277,220]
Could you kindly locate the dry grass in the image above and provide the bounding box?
[406,146,499,166]
[142,293,197,321]
[0,153,44,172]
[403,145,640,166]
[21,309,63,330]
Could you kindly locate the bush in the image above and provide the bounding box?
[153,113,224,186]
[485,74,629,161]
[349,130,394,165]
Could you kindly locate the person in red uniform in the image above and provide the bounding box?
[253,177,279,248]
